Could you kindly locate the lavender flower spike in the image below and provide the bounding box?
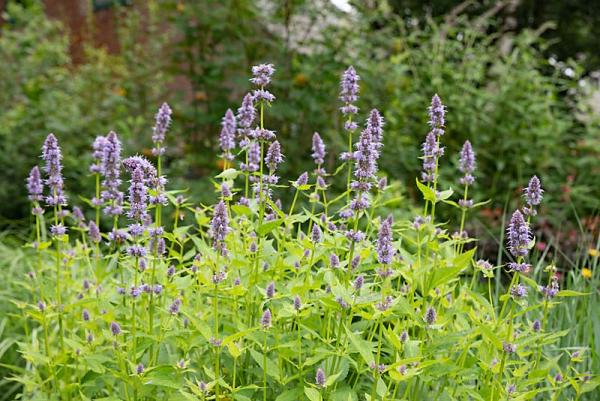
[250,64,275,87]
[27,166,44,202]
[237,94,255,134]
[339,66,360,118]
[312,132,326,165]
[210,200,229,254]
[316,367,326,387]
[429,94,445,135]
[261,308,272,329]
[459,140,475,185]
[152,102,172,155]
[265,141,283,171]
[127,166,148,222]
[507,210,531,258]
[367,109,385,147]
[421,132,444,183]
[376,215,394,265]
[101,131,124,216]
[523,175,543,216]
[90,136,106,174]
[42,133,67,206]
[219,109,237,160]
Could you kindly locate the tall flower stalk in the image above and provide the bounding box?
[339,66,360,202]
[42,133,67,353]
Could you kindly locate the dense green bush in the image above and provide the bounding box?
[4,61,599,400]
[0,3,170,221]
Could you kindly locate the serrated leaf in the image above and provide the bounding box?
[304,387,323,401]
[416,179,436,202]
[257,219,284,236]
[345,326,374,365]
[215,168,240,180]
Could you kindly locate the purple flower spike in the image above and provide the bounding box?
[376,216,394,265]
[339,66,360,117]
[315,367,326,388]
[90,136,106,174]
[266,281,275,298]
[367,109,384,147]
[261,308,272,329]
[101,131,124,216]
[354,124,380,182]
[152,102,172,153]
[42,133,67,206]
[296,172,309,187]
[459,140,476,186]
[312,132,326,165]
[265,141,283,171]
[127,166,148,222]
[110,321,121,336]
[88,221,101,243]
[250,64,275,87]
[241,141,260,173]
[293,295,302,311]
[523,176,543,216]
[425,306,437,325]
[429,94,445,134]
[421,132,443,183]
[27,166,44,202]
[507,210,530,258]
[237,94,256,133]
[510,284,528,299]
[219,109,237,160]
[311,224,322,243]
[210,200,229,254]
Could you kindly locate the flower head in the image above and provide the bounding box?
[210,200,229,254]
[339,66,360,116]
[523,176,543,215]
[459,140,475,186]
[376,216,394,265]
[27,166,44,202]
[265,141,283,171]
[261,308,272,329]
[315,367,326,388]
[429,94,445,133]
[127,166,148,222]
[152,102,172,153]
[312,132,326,165]
[367,109,384,147]
[219,109,237,160]
[425,306,437,325]
[507,210,530,258]
[90,136,106,174]
[101,131,124,216]
[250,64,275,87]
[237,94,255,133]
[42,133,67,206]
[110,321,121,336]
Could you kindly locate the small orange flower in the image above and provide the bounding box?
[582,268,592,279]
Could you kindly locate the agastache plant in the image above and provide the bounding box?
[17,67,591,401]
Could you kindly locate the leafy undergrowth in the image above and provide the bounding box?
[5,64,599,400]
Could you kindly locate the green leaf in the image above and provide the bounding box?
[215,168,240,180]
[345,326,374,365]
[430,248,475,288]
[276,388,303,401]
[304,387,323,401]
[257,219,284,236]
[416,178,436,202]
[249,349,279,380]
[557,290,590,297]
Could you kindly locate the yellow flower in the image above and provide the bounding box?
[588,248,599,257]
[582,268,592,279]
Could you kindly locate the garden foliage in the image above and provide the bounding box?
[11,64,598,401]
